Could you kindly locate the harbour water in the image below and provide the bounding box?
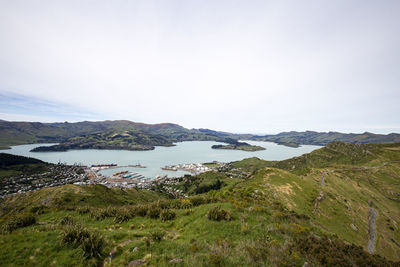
[0,141,321,178]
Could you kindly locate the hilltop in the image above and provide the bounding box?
[1,120,400,150]
[0,142,399,266]
[253,130,400,147]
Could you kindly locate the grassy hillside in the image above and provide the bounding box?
[229,142,400,260]
[1,120,400,149]
[30,131,174,152]
[0,142,399,266]
[254,130,400,147]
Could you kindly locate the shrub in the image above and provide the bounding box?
[114,208,132,223]
[155,200,170,209]
[207,207,231,221]
[209,252,225,266]
[60,215,76,226]
[77,206,91,215]
[150,229,165,242]
[2,213,36,233]
[60,224,104,259]
[80,232,105,259]
[60,224,90,247]
[189,196,208,206]
[146,206,162,219]
[179,199,193,209]
[160,209,176,222]
[195,180,224,194]
[133,205,148,217]
[90,206,118,220]
[30,205,47,215]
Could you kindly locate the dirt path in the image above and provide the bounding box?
[368,208,378,254]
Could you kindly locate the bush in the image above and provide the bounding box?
[80,232,105,259]
[2,213,36,233]
[60,215,76,226]
[146,205,162,219]
[60,224,104,259]
[190,196,208,206]
[77,206,91,215]
[114,208,132,223]
[195,180,224,194]
[30,205,48,215]
[179,199,193,209]
[207,207,231,221]
[90,206,118,220]
[155,200,170,209]
[150,229,165,242]
[132,205,148,217]
[160,209,176,222]
[60,224,90,247]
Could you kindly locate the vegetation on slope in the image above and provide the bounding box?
[30,131,174,152]
[0,142,399,266]
[253,130,400,147]
[1,120,400,150]
[211,139,265,151]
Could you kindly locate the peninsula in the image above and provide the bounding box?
[211,140,265,151]
[1,120,400,151]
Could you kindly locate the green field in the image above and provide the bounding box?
[0,142,399,266]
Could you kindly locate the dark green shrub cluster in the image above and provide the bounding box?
[60,224,104,259]
[1,213,36,233]
[60,215,76,226]
[189,195,217,206]
[195,180,224,194]
[294,234,396,266]
[160,209,176,222]
[207,206,231,221]
[61,224,90,247]
[146,205,162,219]
[79,232,105,259]
[77,206,91,214]
[114,208,131,223]
[90,206,118,220]
[30,205,48,215]
[150,229,165,242]
[86,197,217,223]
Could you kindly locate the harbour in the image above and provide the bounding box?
[0,141,321,179]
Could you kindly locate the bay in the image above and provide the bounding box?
[0,141,321,178]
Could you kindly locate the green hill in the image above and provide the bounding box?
[254,130,400,147]
[1,120,400,150]
[0,142,399,266]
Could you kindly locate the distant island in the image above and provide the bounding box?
[0,120,400,151]
[30,131,174,152]
[211,139,265,151]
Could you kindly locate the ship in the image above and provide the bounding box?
[91,163,117,167]
[161,167,177,171]
[113,170,129,176]
[129,164,147,168]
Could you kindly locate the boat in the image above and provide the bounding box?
[161,167,177,171]
[91,163,117,167]
[130,164,147,168]
[113,170,129,176]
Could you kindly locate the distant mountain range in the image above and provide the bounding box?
[0,120,399,150]
[251,130,400,147]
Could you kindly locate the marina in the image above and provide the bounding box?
[0,141,321,179]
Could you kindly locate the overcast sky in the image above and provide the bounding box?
[0,0,399,134]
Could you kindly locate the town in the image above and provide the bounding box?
[0,164,87,198]
[1,160,252,199]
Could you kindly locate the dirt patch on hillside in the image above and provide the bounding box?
[272,184,296,209]
[385,147,400,151]
[275,184,294,195]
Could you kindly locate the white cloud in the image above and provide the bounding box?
[0,0,399,133]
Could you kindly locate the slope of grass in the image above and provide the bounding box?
[0,142,399,266]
